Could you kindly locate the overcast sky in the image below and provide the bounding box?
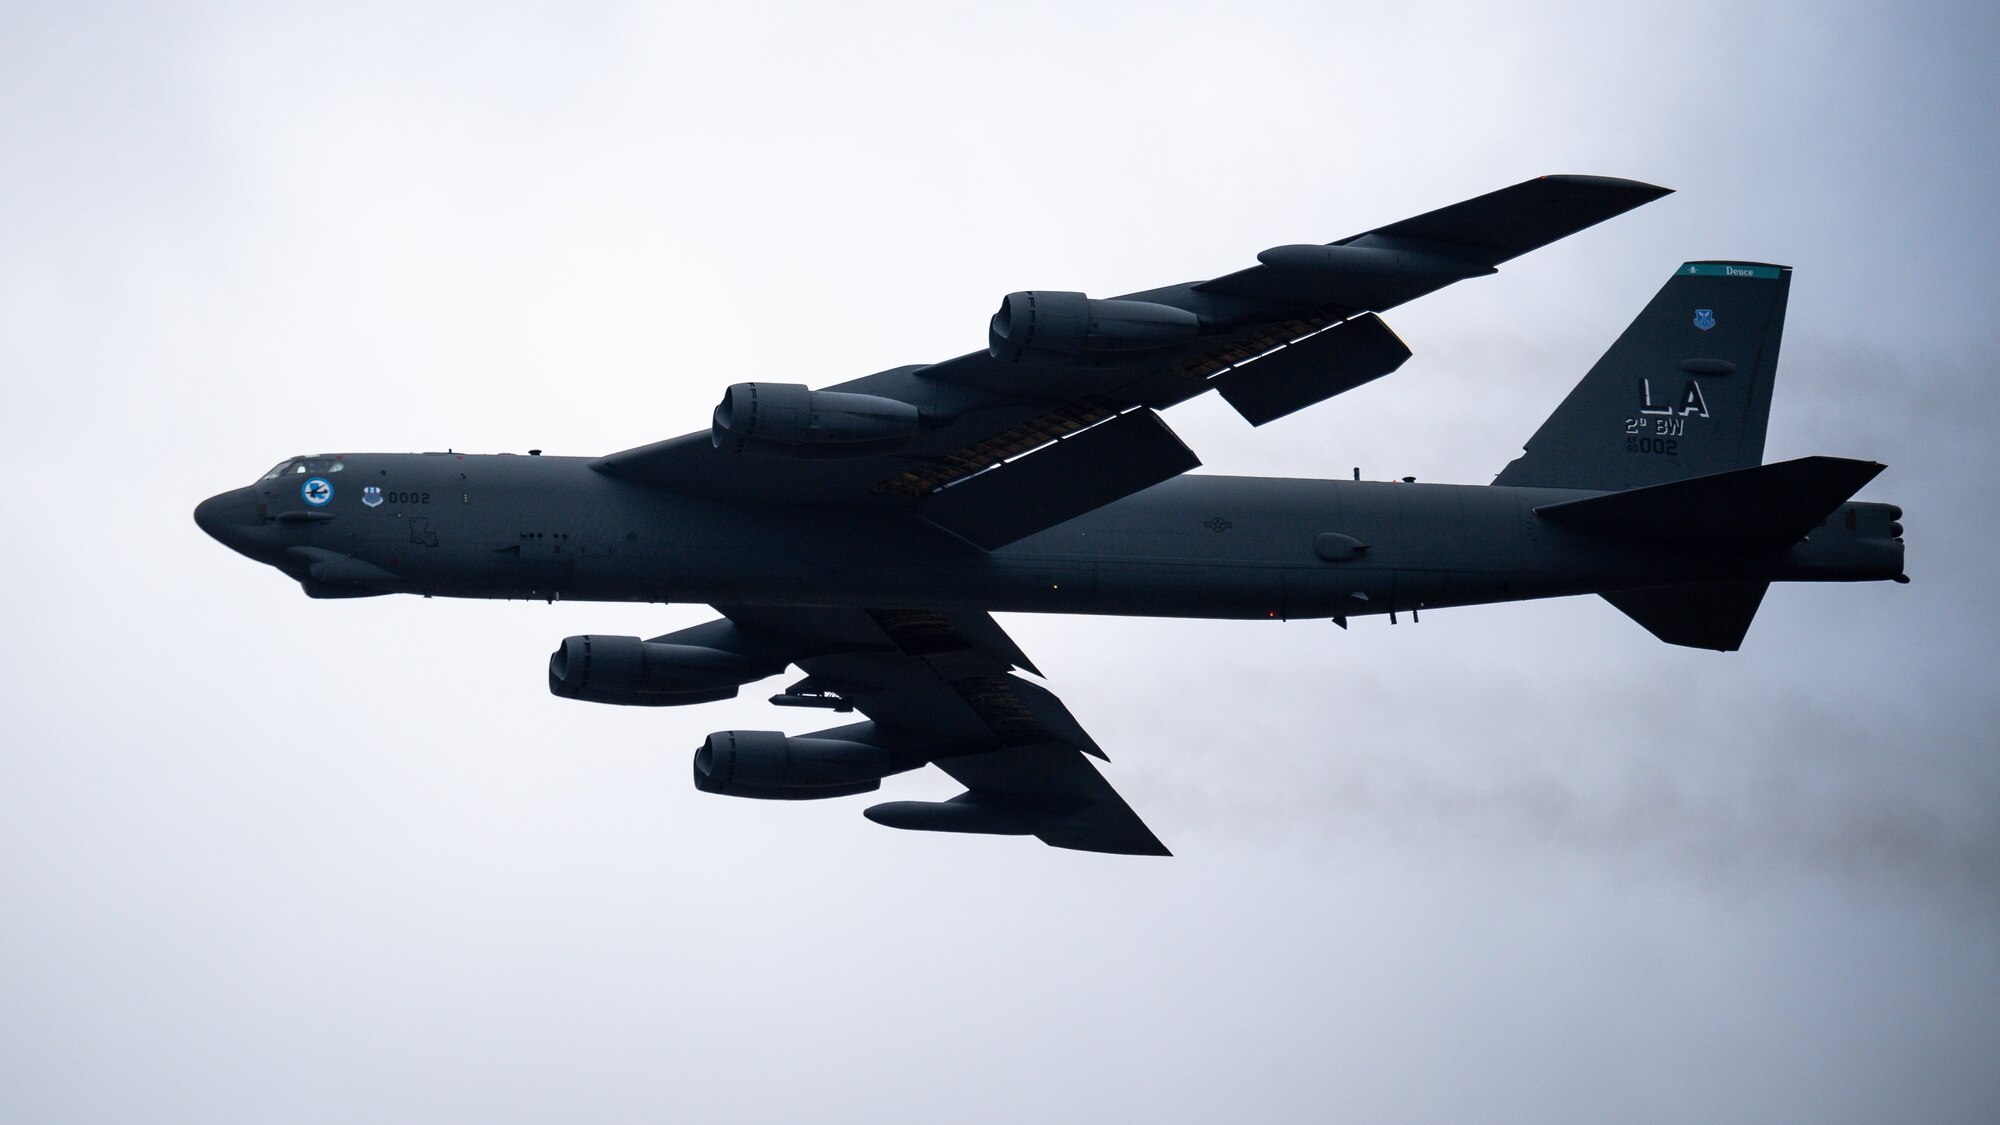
[4,3,1997,1122]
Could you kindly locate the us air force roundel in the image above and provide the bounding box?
[301,477,333,506]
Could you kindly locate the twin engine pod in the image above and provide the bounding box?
[693,729,924,801]
[711,382,922,455]
[548,635,759,706]
[987,291,1200,363]
[707,291,1206,456]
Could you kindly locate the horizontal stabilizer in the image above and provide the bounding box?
[1602,582,1769,651]
[1215,313,1412,426]
[1536,456,1885,548]
[920,408,1200,549]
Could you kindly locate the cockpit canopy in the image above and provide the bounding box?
[260,456,346,481]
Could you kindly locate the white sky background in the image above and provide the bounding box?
[4,2,1998,1121]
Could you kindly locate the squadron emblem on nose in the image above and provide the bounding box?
[363,486,383,508]
[301,477,333,506]
[1692,308,1716,330]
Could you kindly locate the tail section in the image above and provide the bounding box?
[1534,456,1886,547]
[1533,455,1889,651]
[1494,262,1791,490]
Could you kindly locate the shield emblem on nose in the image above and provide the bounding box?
[1693,308,1716,330]
[363,486,383,508]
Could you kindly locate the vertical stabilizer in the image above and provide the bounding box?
[1494,262,1791,490]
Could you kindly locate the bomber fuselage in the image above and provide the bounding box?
[195,452,1904,620]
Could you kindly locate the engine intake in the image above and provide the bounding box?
[549,635,755,706]
[987,291,1200,363]
[712,383,921,454]
[693,729,913,800]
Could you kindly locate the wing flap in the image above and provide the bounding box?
[919,408,1201,549]
[1214,312,1412,426]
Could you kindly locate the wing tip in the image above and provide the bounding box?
[1536,173,1675,199]
[1041,832,1174,857]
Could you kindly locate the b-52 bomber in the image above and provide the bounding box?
[197,175,1905,856]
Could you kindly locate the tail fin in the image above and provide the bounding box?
[1494,262,1791,490]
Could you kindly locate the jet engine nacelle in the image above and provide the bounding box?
[692,730,898,800]
[711,382,922,454]
[987,291,1200,363]
[549,635,754,706]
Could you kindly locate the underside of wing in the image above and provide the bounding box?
[657,605,1170,856]
[592,176,1669,547]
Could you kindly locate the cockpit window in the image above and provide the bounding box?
[259,456,346,481]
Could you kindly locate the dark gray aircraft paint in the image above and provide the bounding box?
[196,177,1904,856]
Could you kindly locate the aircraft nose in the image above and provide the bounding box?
[194,487,260,546]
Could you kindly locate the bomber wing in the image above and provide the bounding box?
[674,604,1169,856]
[596,175,1669,548]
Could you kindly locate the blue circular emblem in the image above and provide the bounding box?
[301,477,333,506]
